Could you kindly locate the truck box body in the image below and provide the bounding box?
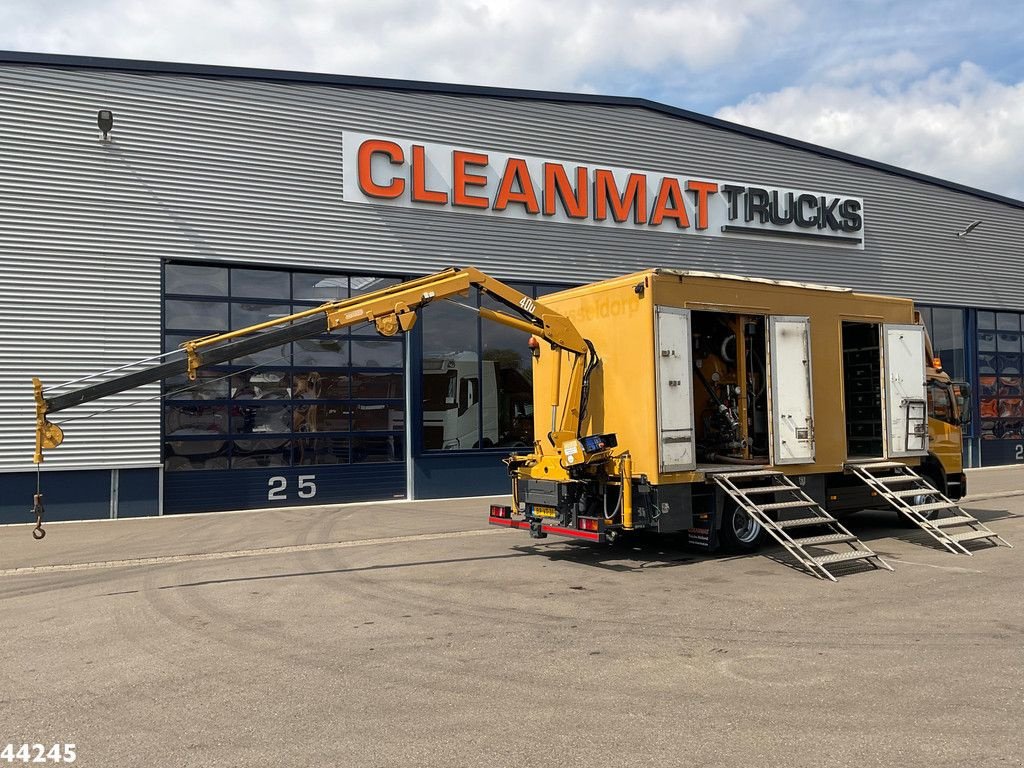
[531,269,927,486]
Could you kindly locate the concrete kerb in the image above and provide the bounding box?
[0,493,513,530]
[965,490,1024,502]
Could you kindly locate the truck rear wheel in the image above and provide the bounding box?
[719,505,764,553]
[901,468,945,524]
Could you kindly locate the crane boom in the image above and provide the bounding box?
[32,267,594,464]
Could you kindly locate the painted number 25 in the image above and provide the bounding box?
[267,475,318,501]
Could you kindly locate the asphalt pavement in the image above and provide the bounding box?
[1,471,1022,767]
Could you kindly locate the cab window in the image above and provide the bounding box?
[928,381,955,424]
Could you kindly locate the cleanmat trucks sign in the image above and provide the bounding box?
[342,132,865,249]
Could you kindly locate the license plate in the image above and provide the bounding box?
[533,505,557,518]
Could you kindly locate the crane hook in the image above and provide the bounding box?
[31,493,46,540]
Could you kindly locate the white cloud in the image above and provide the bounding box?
[825,50,928,85]
[716,62,1024,200]
[0,0,802,91]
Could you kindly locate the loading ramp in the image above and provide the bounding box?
[711,470,892,582]
[846,461,1012,554]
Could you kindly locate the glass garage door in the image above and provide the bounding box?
[976,309,1024,466]
[161,263,406,514]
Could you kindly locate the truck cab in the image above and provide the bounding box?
[422,352,499,450]
[926,369,971,500]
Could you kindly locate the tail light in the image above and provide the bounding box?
[577,517,599,532]
[490,504,512,519]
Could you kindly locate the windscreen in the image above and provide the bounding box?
[423,370,457,410]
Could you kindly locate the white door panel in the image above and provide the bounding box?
[655,307,696,472]
[769,316,815,465]
[883,324,928,457]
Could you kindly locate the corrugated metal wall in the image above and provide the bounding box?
[0,62,163,471]
[1,61,1021,473]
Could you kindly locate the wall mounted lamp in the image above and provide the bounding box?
[97,109,113,142]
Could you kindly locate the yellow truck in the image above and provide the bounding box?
[29,267,1008,580]
[489,269,1007,578]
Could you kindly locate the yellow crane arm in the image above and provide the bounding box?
[32,267,593,463]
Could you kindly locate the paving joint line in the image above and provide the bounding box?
[0,528,507,577]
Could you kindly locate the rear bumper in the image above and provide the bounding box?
[487,515,532,532]
[488,515,605,542]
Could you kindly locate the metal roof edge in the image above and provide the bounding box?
[2,50,1023,212]
[654,269,853,293]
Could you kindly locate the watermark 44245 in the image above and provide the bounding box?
[1,745,75,764]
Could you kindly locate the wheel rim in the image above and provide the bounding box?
[731,509,761,544]
[910,476,942,519]
[909,491,939,519]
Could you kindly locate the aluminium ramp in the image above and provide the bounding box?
[846,462,1012,555]
[711,470,892,582]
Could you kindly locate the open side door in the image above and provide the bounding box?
[883,323,928,457]
[655,306,696,473]
[768,315,816,465]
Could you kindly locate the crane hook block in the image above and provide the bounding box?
[41,420,64,449]
[32,377,64,464]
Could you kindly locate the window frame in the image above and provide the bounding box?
[162,262,406,471]
[415,280,577,455]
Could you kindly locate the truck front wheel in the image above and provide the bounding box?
[719,506,764,553]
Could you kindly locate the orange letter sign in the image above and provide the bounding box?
[411,144,448,204]
[493,158,540,214]
[650,178,690,228]
[453,150,490,209]
[358,139,406,199]
[594,170,647,224]
[543,163,588,219]
[687,180,718,230]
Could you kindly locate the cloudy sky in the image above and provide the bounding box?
[2,0,1022,199]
